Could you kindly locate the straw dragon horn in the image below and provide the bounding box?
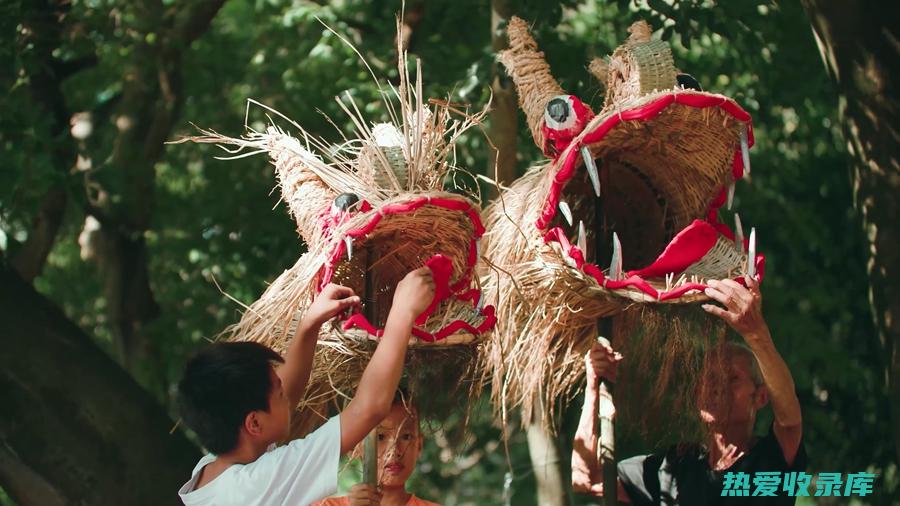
[498,16,567,150]
[266,132,339,245]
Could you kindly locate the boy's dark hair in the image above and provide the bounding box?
[177,341,284,454]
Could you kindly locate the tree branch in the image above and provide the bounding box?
[0,265,199,506]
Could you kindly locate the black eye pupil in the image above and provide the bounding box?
[333,192,359,211]
[676,73,703,91]
[547,98,569,123]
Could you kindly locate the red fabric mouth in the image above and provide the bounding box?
[537,93,762,301]
[537,92,755,231]
[317,196,496,343]
[544,220,765,301]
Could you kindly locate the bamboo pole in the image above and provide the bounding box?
[596,336,616,506]
[362,243,379,488]
[594,160,617,505]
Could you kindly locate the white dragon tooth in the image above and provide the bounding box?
[747,227,757,279]
[581,146,602,197]
[734,213,744,251]
[475,291,484,311]
[577,220,587,255]
[726,182,736,210]
[609,232,623,281]
[558,200,574,226]
[740,125,751,177]
[344,236,353,261]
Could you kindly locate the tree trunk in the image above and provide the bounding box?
[526,395,569,506]
[0,265,200,506]
[11,0,81,282]
[487,0,519,198]
[801,0,900,463]
[88,0,225,370]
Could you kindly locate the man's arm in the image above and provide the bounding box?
[572,360,601,495]
[339,268,434,454]
[703,276,803,465]
[571,341,630,502]
[280,284,360,407]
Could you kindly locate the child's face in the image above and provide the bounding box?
[375,403,422,488]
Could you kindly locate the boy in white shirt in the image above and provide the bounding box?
[177,268,435,505]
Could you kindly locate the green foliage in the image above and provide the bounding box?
[2,0,897,504]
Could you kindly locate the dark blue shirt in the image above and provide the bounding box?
[618,425,807,505]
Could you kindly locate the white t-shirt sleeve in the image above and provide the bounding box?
[179,416,342,506]
[246,415,342,504]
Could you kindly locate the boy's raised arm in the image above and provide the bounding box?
[280,284,360,407]
[339,267,434,454]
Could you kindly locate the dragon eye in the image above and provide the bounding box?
[332,192,360,212]
[544,95,577,131]
[676,73,703,91]
[547,98,569,123]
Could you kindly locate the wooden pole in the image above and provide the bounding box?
[594,160,617,505]
[362,243,379,487]
[596,336,617,505]
[362,431,378,486]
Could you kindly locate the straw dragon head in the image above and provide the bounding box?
[480,17,764,424]
[187,49,495,435]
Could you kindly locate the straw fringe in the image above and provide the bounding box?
[478,167,627,427]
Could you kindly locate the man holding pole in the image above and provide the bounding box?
[572,276,806,504]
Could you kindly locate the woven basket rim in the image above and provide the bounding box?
[534,89,753,233]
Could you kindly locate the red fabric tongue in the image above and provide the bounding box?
[626,220,718,279]
[416,254,453,326]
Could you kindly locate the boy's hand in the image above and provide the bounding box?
[391,267,435,320]
[347,483,382,506]
[306,283,360,328]
[585,340,622,383]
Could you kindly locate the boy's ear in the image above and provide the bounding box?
[754,386,769,410]
[245,411,264,436]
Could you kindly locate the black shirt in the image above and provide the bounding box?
[617,426,807,505]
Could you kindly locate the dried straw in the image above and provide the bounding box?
[478,166,626,427]
[289,335,481,438]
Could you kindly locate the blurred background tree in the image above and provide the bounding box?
[1,0,896,504]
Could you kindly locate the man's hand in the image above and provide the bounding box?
[585,339,623,383]
[347,484,382,506]
[704,275,803,465]
[702,276,768,341]
[305,283,361,329]
[391,267,435,320]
